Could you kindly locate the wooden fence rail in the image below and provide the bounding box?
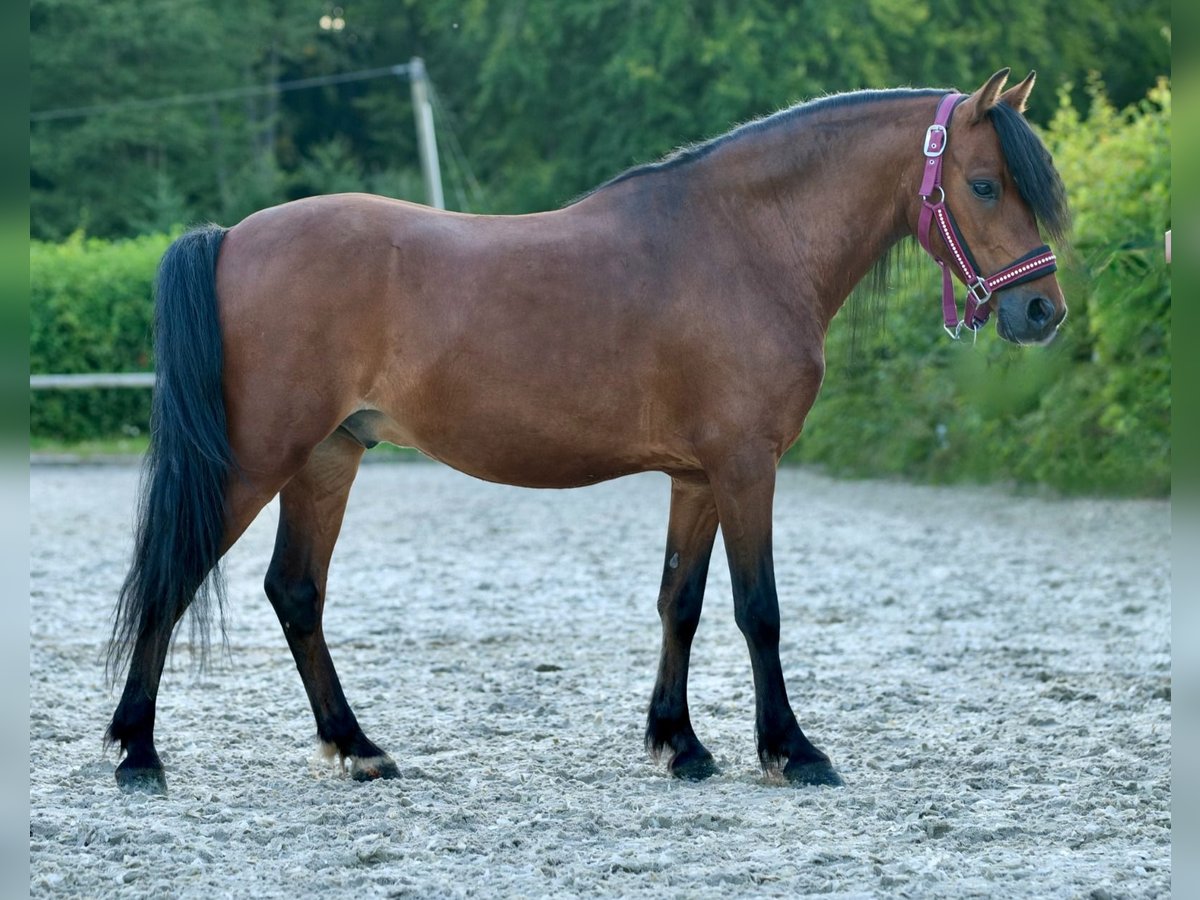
[30,373,156,390]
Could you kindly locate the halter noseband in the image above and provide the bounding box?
[917,93,1058,340]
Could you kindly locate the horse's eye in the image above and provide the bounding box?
[972,181,996,200]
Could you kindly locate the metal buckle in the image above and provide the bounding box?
[944,321,963,340]
[966,279,991,304]
[923,124,947,157]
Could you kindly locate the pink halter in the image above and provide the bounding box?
[917,93,1058,339]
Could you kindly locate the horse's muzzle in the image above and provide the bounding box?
[995,289,1065,345]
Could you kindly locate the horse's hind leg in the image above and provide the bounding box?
[264,429,398,781]
[646,476,720,780]
[109,475,283,793]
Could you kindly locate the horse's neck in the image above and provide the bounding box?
[692,98,930,328]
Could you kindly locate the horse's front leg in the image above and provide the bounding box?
[646,476,720,780]
[709,450,843,786]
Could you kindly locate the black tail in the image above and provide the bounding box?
[107,224,233,683]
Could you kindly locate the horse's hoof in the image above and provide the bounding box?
[115,761,168,795]
[783,758,844,787]
[669,748,720,782]
[350,754,400,782]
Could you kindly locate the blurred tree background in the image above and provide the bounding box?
[29,0,1171,494]
[31,0,1169,232]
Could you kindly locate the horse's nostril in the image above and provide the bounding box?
[1027,296,1054,327]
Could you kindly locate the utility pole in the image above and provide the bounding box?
[407,57,445,210]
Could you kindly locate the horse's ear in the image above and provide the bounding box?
[999,70,1036,115]
[962,68,1011,124]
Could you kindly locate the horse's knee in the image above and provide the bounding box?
[734,600,780,646]
[265,570,321,636]
[658,586,703,628]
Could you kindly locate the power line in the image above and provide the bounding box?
[428,83,486,212]
[31,63,413,122]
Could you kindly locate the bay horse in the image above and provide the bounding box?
[106,69,1070,792]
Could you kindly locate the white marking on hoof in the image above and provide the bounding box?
[313,741,347,774]
[311,741,397,780]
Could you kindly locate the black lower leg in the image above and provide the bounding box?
[734,555,842,786]
[107,631,173,793]
[646,581,718,780]
[265,565,399,780]
[713,455,842,787]
[646,479,719,780]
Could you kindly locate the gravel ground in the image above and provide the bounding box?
[29,462,1170,898]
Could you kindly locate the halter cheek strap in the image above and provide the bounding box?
[917,93,1058,339]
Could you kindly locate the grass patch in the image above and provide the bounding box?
[30,435,150,459]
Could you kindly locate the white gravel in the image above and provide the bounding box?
[29,462,1170,898]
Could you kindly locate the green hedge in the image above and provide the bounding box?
[791,80,1171,496]
[30,83,1170,495]
[30,232,172,441]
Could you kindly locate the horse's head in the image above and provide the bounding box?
[929,69,1070,344]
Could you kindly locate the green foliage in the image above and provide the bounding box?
[791,81,1171,496]
[30,232,172,440]
[31,0,1170,234]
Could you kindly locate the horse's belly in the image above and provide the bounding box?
[424,445,646,489]
[358,399,692,489]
